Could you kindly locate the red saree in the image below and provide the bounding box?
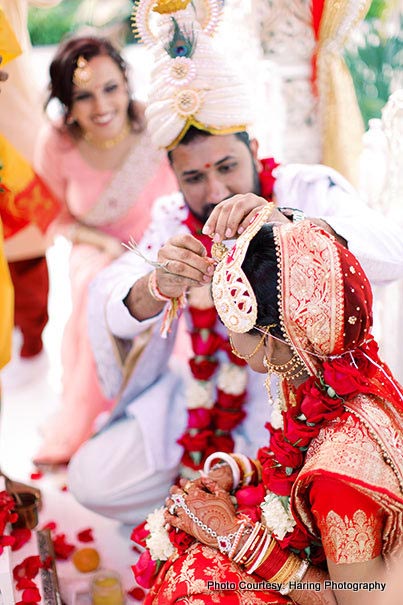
[144,391,403,604]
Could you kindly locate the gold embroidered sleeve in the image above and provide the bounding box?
[310,476,384,564]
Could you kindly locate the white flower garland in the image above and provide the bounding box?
[185,362,248,409]
[145,507,175,561]
[217,363,248,395]
[260,493,296,541]
[185,379,215,409]
[270,403,284,430]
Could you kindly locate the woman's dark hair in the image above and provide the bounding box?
[241,224,284,341]
[46,36,144,135]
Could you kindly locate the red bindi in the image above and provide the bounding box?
[204,163,211,169]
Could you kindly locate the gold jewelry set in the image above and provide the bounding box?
[263,353,307,381]
[83,122,131,150]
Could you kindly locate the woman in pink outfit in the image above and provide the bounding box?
[34,36,177,465]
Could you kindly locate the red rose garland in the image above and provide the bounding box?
[252,340,380,563]
[177,158,279,475]
[177,303,248,472]
[131,159,281,588]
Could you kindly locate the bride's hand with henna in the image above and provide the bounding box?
[178,465,233,493]
[165,481,239,549]
[206,463,234,492]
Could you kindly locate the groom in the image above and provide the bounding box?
[68,124,403,523]
[67,1,403,523]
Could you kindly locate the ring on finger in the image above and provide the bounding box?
[168,503,177,515]
[183,481,192,493]
[159,260,170,271]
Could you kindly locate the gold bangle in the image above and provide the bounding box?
[252,459,263,482]
[269,554,302,585]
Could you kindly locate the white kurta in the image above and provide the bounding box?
[68,164,403,523]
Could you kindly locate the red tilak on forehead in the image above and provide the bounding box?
[204,163,211,169]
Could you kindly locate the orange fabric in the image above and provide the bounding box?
[0,136,60,238]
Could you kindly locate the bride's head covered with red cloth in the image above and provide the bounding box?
[212,208,403,412]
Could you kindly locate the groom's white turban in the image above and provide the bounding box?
[132,0,252,149]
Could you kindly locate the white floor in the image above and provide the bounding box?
[0,44,159,605]
[0,239,139,604]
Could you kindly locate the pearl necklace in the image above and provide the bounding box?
[83,122,131,150]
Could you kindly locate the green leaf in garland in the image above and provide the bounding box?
[156,559,164,571]
[279,495,291,508]
[189,451,202,466]
[317,374,344,402]
[164,17,196,58]
[326,386,337,398]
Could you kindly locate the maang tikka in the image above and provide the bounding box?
[73,56,92,87]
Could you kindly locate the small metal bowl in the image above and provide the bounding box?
[12,491,40,529]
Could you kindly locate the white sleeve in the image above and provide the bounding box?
[274,164,403,285]
[100,252,164,340]
[92,192,188,340]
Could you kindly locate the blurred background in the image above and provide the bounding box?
[1,2,401,603]
[27,0,402,129]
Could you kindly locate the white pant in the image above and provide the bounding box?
[68,416,179,524]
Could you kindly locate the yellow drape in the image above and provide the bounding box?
[0,220,14,371]
[0,7,18,372]
[317,0,371,186]
[0,6,22,65]
[0,134,33,191]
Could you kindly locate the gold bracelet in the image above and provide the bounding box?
[270,553,302,585]
[252,459,263,483]
[279,560,310,595]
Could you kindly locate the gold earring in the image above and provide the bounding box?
[228,324,275,361]
[263,354,307,380]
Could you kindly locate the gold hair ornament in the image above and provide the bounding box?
[212,204,274,334]
[73,56,92,88]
